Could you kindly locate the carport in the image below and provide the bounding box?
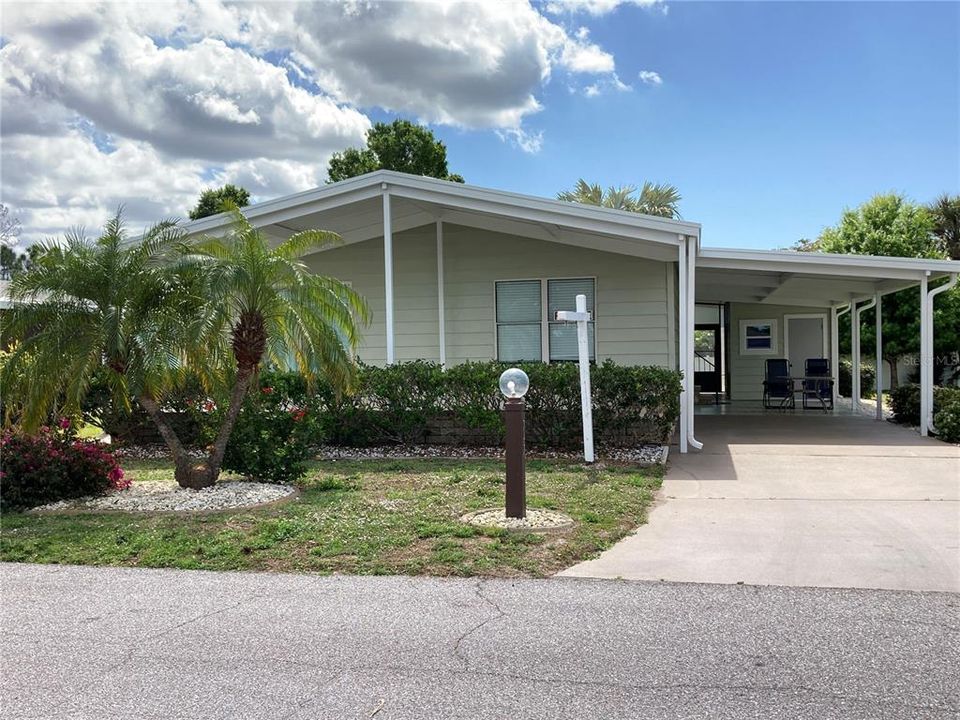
[683,247,959,446]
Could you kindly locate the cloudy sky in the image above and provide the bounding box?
[1,0,958,249]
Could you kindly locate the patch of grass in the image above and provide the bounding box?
[0,458,663,578]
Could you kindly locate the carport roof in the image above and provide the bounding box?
[697,247,960,307]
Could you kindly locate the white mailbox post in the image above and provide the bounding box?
[555,293,595,464]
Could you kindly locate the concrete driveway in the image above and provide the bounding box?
[562,414,960,591]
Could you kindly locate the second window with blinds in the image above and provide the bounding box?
[495,278,596,362]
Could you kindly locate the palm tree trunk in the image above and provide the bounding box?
[200,367,255,485]
[137,394,206,489]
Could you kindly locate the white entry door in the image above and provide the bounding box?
[785,315,827,375]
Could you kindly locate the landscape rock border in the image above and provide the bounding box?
[461,507,575,533]
[32,481,299,515]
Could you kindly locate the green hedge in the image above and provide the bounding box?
[838,357,877,398]
[890,384,960,442]
[266,360,681,449]
[97,361,682,450]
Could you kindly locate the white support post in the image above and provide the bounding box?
[685,236,703,450]
[852,297,876,415]
[383,190,395,364]
[851,300,860,414]
[831,304,850,407]
[436,220,446,368]
[925,273,959,435]
[920,273,929,436]
[875,292,883,421]
[677,243,688,453]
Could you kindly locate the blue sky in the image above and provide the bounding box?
[432,1,960,248]
[2,1,957,249]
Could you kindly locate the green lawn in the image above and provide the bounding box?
[0,458,662,577]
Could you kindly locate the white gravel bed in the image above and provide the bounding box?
[111,443,667,465]
[34,481,296,513]
[315,443,666,465]
[113,445,206,460]
[461,508,574,531]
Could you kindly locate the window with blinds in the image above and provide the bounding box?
[547,278,596,361]
[496,280,542,361]
[495,278,596,362]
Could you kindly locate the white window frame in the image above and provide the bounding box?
[739,318,778,355]
[494,276,597,363]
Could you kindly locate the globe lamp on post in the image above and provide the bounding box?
[499,368,529,519]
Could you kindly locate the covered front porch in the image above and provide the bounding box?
[685,247,959,448]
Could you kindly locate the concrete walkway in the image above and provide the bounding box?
[2,563,958,719]
[562,414,960,591]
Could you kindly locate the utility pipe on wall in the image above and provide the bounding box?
[875,292,883,421]
[685,235,703,451]
[831,304,851,407]
[852,297,876,415]
[925,272,959,435]
[677,239,688,453]
[919,274,930,436]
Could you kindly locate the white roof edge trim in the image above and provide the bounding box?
[179,169,701,239]
[700,246,960,273]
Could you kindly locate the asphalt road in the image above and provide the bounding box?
[1,563,957,719]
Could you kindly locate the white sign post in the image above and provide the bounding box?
[555,293,594,463]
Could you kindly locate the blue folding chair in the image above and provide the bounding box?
[763,358,794,409]
[803,358,834,410]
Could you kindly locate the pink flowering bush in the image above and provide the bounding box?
[0,419,130,511]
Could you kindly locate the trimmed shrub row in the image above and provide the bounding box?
[889,384,960,443]
[99,361,682,451]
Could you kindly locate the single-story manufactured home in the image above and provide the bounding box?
[186,170,960,452]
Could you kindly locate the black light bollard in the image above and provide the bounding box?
[499,368,529,519]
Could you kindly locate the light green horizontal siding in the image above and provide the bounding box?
[305,224,672,368]
[728,302,832,401]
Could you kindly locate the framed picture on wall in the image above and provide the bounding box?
[740,319,777,355]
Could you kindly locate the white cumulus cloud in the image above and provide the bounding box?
[638,70,663,85]
[1,1,633,244]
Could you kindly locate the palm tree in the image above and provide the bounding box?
[169,209,369,488]
[930,194,960,260]
[557,178,682,219]
[2,213,196,433]
[3,210,368,490]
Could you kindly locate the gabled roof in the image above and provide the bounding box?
[183,170,700,261]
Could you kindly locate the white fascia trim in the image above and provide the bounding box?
[382,172,700,237]
[179,170,699,245]
[700,247,960,278]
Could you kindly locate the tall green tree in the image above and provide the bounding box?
[930,194,960,260]
[810,193,959,389]
[0,245,40,280]
[327,119,464,183]
[557,179,682,219]
[169,210,369,487]
[189,184,251,220]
